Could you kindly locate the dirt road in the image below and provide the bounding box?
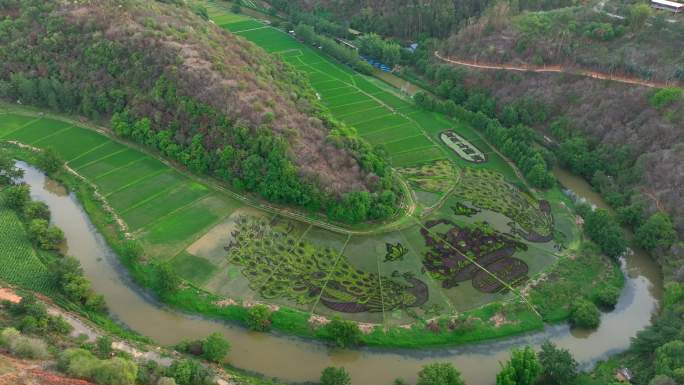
[434,51,672,89]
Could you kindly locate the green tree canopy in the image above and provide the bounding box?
[417,363,466,385]
[0,151,23,186]
[635,212,677,251]
[201,332,230,363]
[320,366,352,385]
[537,341,578,385]
[496,346,541,385]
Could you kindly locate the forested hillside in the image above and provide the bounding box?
[432,1,684,235]
[268,0,578,39]
[444,2,684,83]
[0,0,399,223]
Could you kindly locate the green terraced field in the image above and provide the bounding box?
[0,204,55,293]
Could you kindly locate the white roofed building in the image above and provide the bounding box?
[650,0,684,13]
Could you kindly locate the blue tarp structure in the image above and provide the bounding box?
[361,56,392,72]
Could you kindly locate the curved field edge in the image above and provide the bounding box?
[1,123,623,349]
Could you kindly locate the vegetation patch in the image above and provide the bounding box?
[420,219,529,293]
[398,160,458,194]
[226,216,428,313]
[440,130,486,163]
[452,168,554,242]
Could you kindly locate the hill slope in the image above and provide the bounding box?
[437,2,684,234]
[0,0,398,222]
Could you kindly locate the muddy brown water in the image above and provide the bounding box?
[18,162,661,385]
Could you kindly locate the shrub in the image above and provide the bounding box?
[324,318,361,348]
[496,346,541,385]
[36,147,64,175]
[92,357,138,385]
[650,88,683,109]
[168,359,214,385]
[23,201,50,221]
[11,334,49,359]
[655,341,684,381]
[246,305,272,332]
[649,375,677,385]
[569,299,600,329]
[417,363,465,385]
[201,332,230,363]
[0,327,49,359]
[635,213,678,251]
[537,341,578,385]
[59,348,138,385]
[97,335,113,358]
[595,285,621,309]
[157,378,178,385]
[320,366,351,385]
[27,219,64,250]
[5,184,30,210]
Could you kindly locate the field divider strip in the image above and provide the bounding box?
[72,148,129,172]
[308,234,352,315]
[104,169,170,197]
[358,121,416,136]
[130,192,213,235]
[120,181,197,215]
[388,144,442,158]
[412,218,542,318]
[253,222,313,294]
[333,104,386,119]
[66,141,112,165]
[0,117,43,139]
[380,134,433,147]
[28,125,75,146]
[375,241,388,326]
[92,156,148,181]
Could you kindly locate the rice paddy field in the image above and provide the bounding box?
[0,4,578,327]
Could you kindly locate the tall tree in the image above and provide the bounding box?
[496,346,541,385]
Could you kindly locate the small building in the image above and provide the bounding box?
[650,0,684,13]
[615,367,633,383]
[406,43,419,53]
[348,28,362,36]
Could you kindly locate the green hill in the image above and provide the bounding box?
[0,0,400,223]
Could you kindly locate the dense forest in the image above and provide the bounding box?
[267,0,578,40]
[0,0,401,223]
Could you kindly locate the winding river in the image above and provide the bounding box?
[19,162,662,385]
